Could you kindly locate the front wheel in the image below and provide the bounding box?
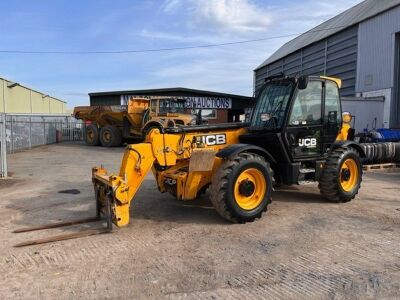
[210,153,273,223]
[319,147,362,203]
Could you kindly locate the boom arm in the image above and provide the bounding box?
[92,126,247,227]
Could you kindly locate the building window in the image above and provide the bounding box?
[150,100,157,112]
[195,109,217,119]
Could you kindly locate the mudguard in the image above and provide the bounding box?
[216,143,277,164]
[332,141,366,158]
[143,120,165,133]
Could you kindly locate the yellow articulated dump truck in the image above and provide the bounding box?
[14,75,365,247]
[73,98,195,147]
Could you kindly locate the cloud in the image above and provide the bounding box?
[144,0,364,97]
[163,0,182,12]
[146,44,280,96]
[0,0,365,107]
[163,0,273,34]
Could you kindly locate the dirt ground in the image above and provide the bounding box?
[0,143,400,299]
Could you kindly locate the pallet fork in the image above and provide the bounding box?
[13,189,113,247]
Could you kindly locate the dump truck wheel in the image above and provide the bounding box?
[99,125,122,147]
[210,153,273,223]
[84,124,100,146]
[318,147,362,203]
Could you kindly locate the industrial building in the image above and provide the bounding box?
[0,77,71,177]
[1,77,67,114]
[255,0,400,132]
[89,87,253,124]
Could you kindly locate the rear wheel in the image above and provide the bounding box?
[99,125,122,147]
[210,153,273,223]
[318,147,362,203]
[84,124,100,146]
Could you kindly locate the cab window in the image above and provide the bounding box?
[324,81,341,124]
[289,81,322,126]
[150,100,157,112]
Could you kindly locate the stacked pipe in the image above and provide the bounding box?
[361,142,400,165]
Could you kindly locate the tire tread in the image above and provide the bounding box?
[210,153,272,223]
[318,147,362,203]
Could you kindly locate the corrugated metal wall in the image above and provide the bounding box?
[395,33,400,128]
[90,95,121,106]
[356,5,400,93]
[356,5,400,128]
[254,26,358,97]
[0,78,67,114]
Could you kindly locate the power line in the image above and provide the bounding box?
[0,25,347,55]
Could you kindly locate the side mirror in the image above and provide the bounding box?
[298,76,309,90]
[328,111,338,124]
[196,109,203,125]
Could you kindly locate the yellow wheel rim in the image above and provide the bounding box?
[103,131,111,143]
[87,129,94,142]
[340,158,359,192]
[234,168,266,210]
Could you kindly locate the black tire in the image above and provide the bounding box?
[366,143,373,164]
[395,143,400,162]
[318,147,362,203]
[361,143,370,164]
[376,143,383,163]
[84,124,100,146]
[209,153,273,223]
[99,125,122,147]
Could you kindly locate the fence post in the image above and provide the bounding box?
[29,116,32,149]
[69,118,72,141]
[0,113,8,178]
[43,117,46,144]
[10,117,14,153]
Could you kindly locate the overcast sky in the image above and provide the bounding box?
[0,0,363,108]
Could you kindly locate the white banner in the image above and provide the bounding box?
[121,95,232,109]
[185,97,232,109]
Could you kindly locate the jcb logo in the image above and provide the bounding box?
[196,134,226,146]
[299,138,317,148]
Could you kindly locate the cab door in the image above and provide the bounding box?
[285,80,324,159]
[322,80,342,151]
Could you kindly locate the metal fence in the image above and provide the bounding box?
[0,114,83,178]
[0,114,7,177]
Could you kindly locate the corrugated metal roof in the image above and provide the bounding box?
[0,77,66,103]
[255,0,400,70]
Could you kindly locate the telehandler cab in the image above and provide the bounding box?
[14,75,365,246]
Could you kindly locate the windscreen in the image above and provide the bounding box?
[249,81,294,130]
[159,99,186,113]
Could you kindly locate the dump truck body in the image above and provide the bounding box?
[73,98,194,147]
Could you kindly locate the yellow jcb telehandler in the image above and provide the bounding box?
[14,75,364,246]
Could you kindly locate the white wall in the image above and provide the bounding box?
[342,98,385,133]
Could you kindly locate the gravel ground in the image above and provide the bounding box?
[0,142,400,299]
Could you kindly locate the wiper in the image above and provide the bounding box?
[263,100,283,130]
[262,116,276,130]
